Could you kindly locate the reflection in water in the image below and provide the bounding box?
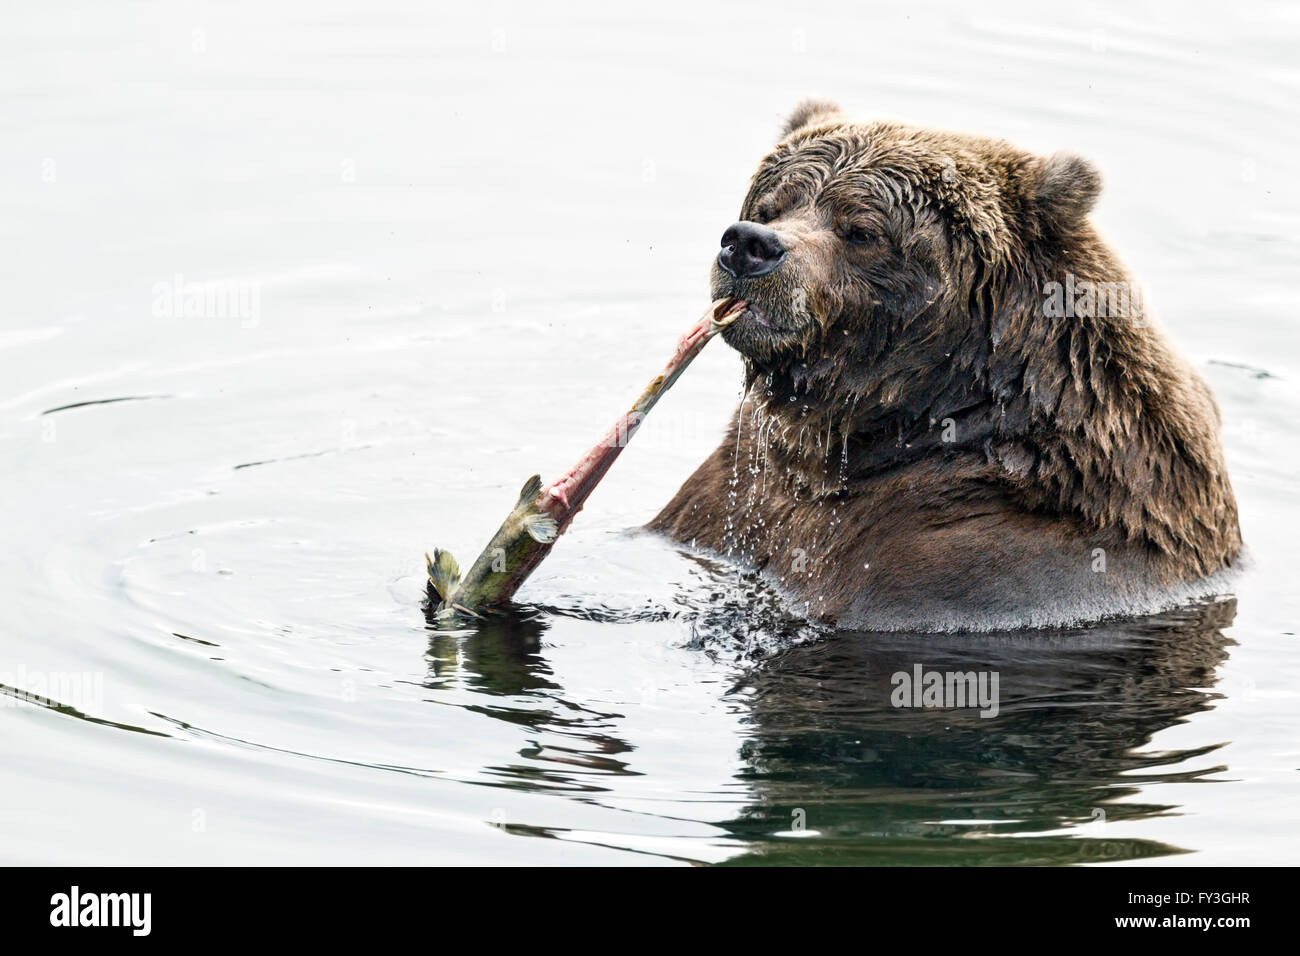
[426,611,556,697]
[424,609,641,794]
[426,596,1235,864]
[718,599,1236,865]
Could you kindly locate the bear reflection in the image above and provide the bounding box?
[715,598,1235,864]
[425,595,1234,863]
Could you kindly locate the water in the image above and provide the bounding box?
[2,0,1298,865]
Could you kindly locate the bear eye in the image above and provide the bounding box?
[845,225,879,246]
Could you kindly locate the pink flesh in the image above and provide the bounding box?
[539,300,741,532]
[467,299,745,609]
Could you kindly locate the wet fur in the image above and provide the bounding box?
[649,102,1241,631]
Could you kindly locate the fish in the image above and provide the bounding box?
[427,297,747,621]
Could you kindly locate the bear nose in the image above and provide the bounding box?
[718,221,786,278]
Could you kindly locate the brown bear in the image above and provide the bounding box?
[649,100,1241,631]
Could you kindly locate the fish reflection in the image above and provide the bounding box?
[422,608,639,793]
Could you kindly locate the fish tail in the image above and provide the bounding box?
[426,548,461,603]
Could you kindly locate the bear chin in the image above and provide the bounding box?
[717,305,805,364]
[710,275,810,365]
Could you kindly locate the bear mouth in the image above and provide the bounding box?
[711,273,808,362]
[736,302,772,328]
[717,301,807,362]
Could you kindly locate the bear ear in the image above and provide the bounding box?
[1027,152,1102,231]
[781,98,843,139]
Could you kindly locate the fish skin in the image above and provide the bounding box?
[429,474,559,617]
[427,298,745,621]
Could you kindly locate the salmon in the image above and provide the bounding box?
[426,297,746,620]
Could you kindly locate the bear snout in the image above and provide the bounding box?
[717,221,786,278]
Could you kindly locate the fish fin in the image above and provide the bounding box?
[523,513,558,544]
[516,474,543,507]
[426,549,461,602]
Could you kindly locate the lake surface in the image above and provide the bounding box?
[2,0,1297,865]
